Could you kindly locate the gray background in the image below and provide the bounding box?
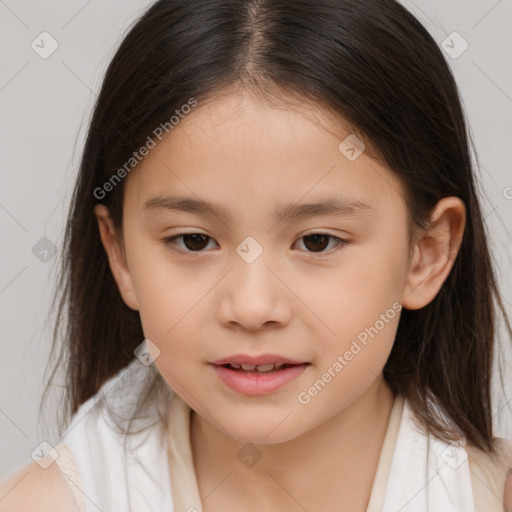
[0,0,511,478]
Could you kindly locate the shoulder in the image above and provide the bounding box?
[466,437,512,511]
[0,456,80,512]
[502,438,512,512]
[506,470,512,512]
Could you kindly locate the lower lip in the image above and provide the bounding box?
[210,363,309,395]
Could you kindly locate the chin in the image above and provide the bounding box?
[221,419,302,445]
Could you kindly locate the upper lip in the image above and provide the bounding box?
[210,354,307,366]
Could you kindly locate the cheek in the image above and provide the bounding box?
[313,292,400,387]
[138,286,209,398]
[300,238,405,409]
[295,346,393,432]
[125,242,215,370]
[311,247,406,353]
[296,310,400,423]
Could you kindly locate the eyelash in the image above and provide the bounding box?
[161,232,348,256]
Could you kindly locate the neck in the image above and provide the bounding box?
[190,377,395,511]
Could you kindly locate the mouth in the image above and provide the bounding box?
[209,355,310,395]
[210,353,307,367]
[217,362,301,373]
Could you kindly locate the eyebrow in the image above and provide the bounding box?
[142,195,375,222]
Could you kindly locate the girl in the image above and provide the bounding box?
[1,0,511,510]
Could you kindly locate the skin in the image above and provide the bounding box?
[93,86,466,511]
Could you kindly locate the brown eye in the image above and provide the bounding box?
[295,233,346,254]
[162,232,347,255]
[303,234,330,252]
[181,234,210,251]
[162,233,215,252]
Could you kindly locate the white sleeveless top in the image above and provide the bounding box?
[53,358,512,512]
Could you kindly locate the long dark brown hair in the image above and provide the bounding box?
[41,0,511,454]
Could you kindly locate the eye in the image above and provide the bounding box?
[162,232,347,255]
[293,233,347,254]
[161,233,217,252]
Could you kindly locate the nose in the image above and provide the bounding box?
[216,253,292,332]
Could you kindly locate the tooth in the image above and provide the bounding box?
[241,364,256,370]
[256,364,275,372]
[274,363,284,370]
[229,363,241,369]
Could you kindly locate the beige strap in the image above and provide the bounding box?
[366,395,405,511]
[468,437,512,511]
[166,393,204,512]
[54,441,88,512]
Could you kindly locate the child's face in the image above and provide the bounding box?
[112,89,413,442]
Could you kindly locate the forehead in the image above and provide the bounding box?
[123,90,406,223]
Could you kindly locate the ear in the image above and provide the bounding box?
[93,204,139,311]
[402,196,466,310]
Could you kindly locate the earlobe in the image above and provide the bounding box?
[401,197,466,310]
[93,204,139,311]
